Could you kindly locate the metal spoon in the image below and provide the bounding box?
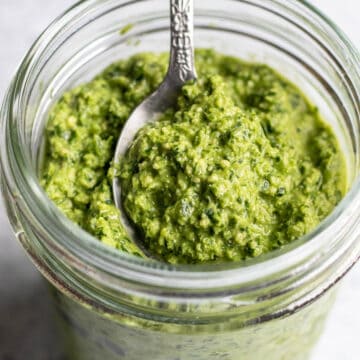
[112,0,197,248]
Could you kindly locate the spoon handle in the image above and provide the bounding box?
[167,0,197,85]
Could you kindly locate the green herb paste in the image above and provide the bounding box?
[41,49,346,264]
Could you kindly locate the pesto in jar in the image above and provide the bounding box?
[41,49,346,264]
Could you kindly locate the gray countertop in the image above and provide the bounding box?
[0,1,359,359]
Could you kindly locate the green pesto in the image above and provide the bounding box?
[119,23,134,35]
[41,49,346,264]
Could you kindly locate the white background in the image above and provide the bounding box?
[0,1,359,359]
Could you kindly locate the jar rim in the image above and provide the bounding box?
[1,0,360,293]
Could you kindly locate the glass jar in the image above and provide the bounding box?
[1,1,360,359]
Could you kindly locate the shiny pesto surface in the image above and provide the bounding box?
[41,49,346,264]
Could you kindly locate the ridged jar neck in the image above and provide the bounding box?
[1,0,360,320]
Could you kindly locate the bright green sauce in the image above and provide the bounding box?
[41,49,346,264]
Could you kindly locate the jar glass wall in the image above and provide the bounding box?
[1,1,360,359]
